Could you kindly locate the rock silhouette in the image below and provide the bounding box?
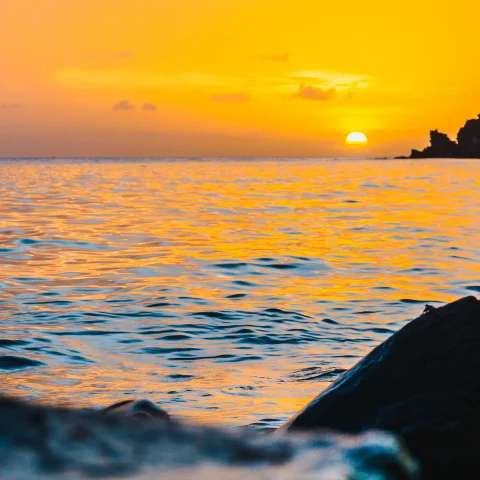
[457,115,480,157]
[409,114,480,158]
[282,296,480,480]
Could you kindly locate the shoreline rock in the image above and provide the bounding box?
[2,296,479,479]
[407,115,480,158]
[281,296,480,479]
[0,396,418,479]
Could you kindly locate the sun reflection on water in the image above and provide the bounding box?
[0,158,479,427]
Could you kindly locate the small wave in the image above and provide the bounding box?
[231,328,255,334]
[321,318,339,325]
[237,335,306,345]
[213,263,249,269]
[146,302,175,308]
[221,385,257,396]
[261,263,298,270]
[141,347,200,354]
[172,353,236,362]
[0,339,29,347]
[228,355,264,363]
[450,255,480,263]
[69,355,95,363]
[138,329,178,335]
[286,366,347,382]
[189,311,235,320]
[263,308,310,318]
[367,327,395,334]
[159,334,192,341]
[466,286,480,292]
[0,355,44,370]
[399,299,436,304]
[49,330,127,336]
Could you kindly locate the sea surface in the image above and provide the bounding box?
[0,158,479,429]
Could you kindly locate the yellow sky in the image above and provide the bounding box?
[0,0,477,157]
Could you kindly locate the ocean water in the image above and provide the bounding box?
[0,158,479,429]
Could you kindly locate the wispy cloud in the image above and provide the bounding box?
[113,100,134,110]
[0,103,24,109]
[290,76,329,86]
[294,85,336,101]
[142,103,157,111]
[114,51,134,58]
[210,93,250,103]
[56,69,212,91]
[290,70,372,90]
[257,53,292,62]
[334,80,372,91]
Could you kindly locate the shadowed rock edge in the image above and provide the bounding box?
[282,296,480,479]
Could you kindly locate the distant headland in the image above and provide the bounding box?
[402,114,480,159]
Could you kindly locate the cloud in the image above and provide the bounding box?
[335,80,371,90]
[210,93,250,103]
[0,103,24,109]
[56,69,217,91]
[290,70,371,89]
[294,85,336,101]
[142,103,157,111]
[113,100,134,110]
[257,53,291,62]
[114,51,134,58]
[291,76,329,86]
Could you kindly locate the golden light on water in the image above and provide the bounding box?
[346,132,368,149]
[0,159,479,426]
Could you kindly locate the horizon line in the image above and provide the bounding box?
[0,155,406,160]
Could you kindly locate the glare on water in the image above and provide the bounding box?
[0,158,479,428]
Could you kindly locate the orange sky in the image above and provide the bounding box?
[0,0,477,157]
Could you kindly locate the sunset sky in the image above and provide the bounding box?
[1,0,477,157]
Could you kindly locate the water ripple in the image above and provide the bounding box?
[0,158,478,428]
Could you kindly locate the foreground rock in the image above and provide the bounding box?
[101,398,172,421]
[408,114,480,158]
[0,397,417,480]
[282,296,480,479]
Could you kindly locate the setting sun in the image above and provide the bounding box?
[346,132,368,149]
[1,0,479,157]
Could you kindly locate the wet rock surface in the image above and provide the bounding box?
[283,296,480,479]
[0,396,418,480]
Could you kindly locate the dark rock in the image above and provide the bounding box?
[281,296,480,479]
[457,115,480,158]
[410,130,458,158]
[101,398,171,422]
[408,114,480,158]
[0,396,418,479]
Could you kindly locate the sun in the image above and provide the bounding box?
[346,132,368,149]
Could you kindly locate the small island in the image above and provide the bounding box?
[407,114,480,159]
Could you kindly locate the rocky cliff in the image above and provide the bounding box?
[410,114,480,158]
